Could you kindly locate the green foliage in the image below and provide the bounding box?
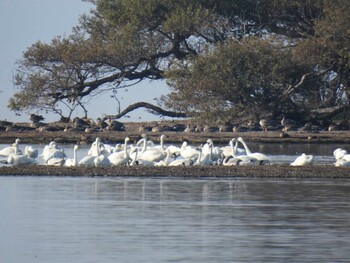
[9,0,350,124]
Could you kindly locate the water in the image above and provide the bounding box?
[1,176,350,263]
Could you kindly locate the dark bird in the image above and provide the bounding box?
[29,114,44,123]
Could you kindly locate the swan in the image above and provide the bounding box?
[290,153,314,166]
[129,147,155,166]
[24,145,38,159]
[94,154,111,167]
[168,157,194,166]
[64,144,79,167]
[194,150,212,166]
[335,158,350,167]
[237,137,270,165]
[108,137,132,166]
[41,141,66,162]
[0,138,22,157]
[225,139,258,165]
[46,157,65,166]
[136,134,155,148]
[154,148,172,166]
[79,138,102,167]
[202,139,222,163]
[180,141,200,160]
[137,135,166,163]
[333,148,347,160]
[7,143,36,166]
[87,138,109,157]
[221,139,246,158]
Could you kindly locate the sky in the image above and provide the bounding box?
[0,0,170,123]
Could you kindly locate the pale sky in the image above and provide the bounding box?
[0,0,170,123]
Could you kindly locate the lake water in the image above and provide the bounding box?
[1,176,350,263]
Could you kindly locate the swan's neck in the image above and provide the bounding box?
[73,147,78,166]
[142,138,147,153]
[239,139,252,155]
[124,139,129,158]
[130,149,138,166]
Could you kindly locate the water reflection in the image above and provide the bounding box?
[1,177,350,262]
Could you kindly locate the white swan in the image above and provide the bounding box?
[0,138,22,157]
[7,142,36,166]
[41,141,66,162]
[180,141,200,160]
[221,139,246,157]
[64,144,79,167]
[290,153,314,166]
[108,137,131,166]
[223,139,258,166]
[137,135,166,163]
[333,148,348,160]
[94,154,111,167]
[129,147,155,166]
[335,159,350,167]
[237,137,270,165]
[24,145,38,159]
[154,148,172,166]
[168,157,194,166]
[46,157,65,166]
[194,150,212,166]
[79,139,102,167]
[202,139,222,163]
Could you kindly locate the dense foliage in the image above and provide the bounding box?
[9,0,350,125]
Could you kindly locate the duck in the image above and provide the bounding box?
[290,153,314,166]
[237,137,270,165]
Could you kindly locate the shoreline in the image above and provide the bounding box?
[0,165,349,178]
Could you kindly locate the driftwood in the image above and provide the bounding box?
[104,101,188,120]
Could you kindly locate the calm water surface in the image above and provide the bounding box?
[1,177,350,263]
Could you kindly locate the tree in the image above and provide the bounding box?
[9,0,350,125]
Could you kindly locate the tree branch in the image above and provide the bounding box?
[104,102,188,120]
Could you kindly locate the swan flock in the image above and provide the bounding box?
[0,136,348,167]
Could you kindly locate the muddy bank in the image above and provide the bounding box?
[1,124,350,144]
[0,165,349,178]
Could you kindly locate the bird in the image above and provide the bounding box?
[108,137,132,166]
[259,119,269,132]
[180,141,200,160]
[333,148,348,161]
[154,148,172,166]
[228,138,258,165]
[94,154,111,167]
[0,138,22,157]
[29,113,44,123]
[64,145,79,167]
[281,115,299,131]
[24,146,38,159]
[136,134,166,163]
[290,153,314,166]
[6,142,36,166]
[41,141,66,162]
[237,137,270,165]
